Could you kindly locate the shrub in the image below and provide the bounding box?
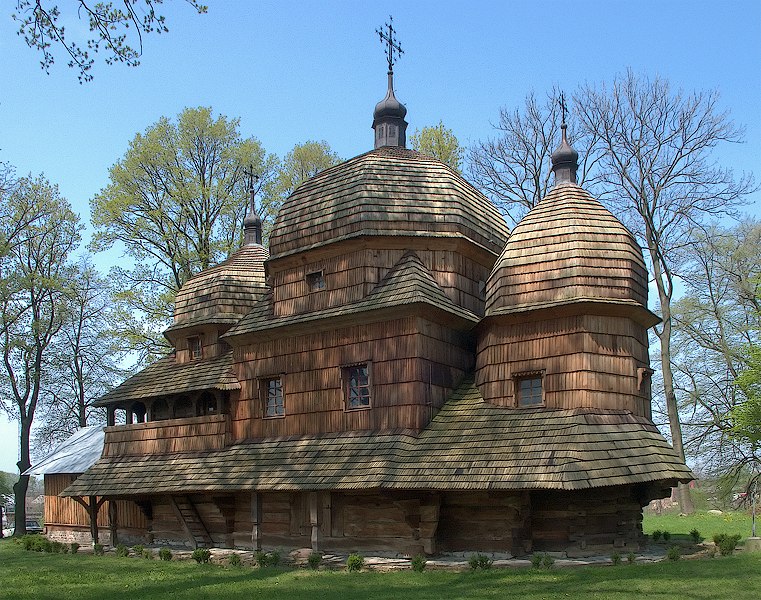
[93,543,105,556]
[666,545,680,561]
[411,554,427,572]
[159,547,172,561]
[712,533,724,545]
[61,543,69,554]
[255,550,268,568]
[716,533,742,556]
[192,548,212,564]
[651,530,662,542]
[116,544,129,558]
[307,551,322,570]
[228,553,242,567]
[267,551,281,567]
[347,553,364,572]
[689,528,703,543]
[611,551,621,566]
[626,551,636,564]
[70,542,80,554]
[530,553,543,568]
[51,541,64,554]
[662,531,671,542]
[132,544,144,556]
[143,549,155,559]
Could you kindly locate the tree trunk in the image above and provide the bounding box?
[13,418,32,536]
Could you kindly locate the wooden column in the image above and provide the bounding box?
[108,501,118,546]
[72,496,107,547]
[251,492,262,551]
[309,492,320,550]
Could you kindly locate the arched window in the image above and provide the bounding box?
[198,391,218,416]
[151,398,170,421]
[174,395,194,419]
[131,402,147,423]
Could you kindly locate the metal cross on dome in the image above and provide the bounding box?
[558,92,568,127]
[376,16,404,72]
[243,164,259,193]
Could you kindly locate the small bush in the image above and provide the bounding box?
[347,553,364,572]
[651,530,662,542]
[192,548,211,564]
[307,551,321,570]
[611,551,621,566]
[228,553,242,567]
[93,543,105,556]
[689,528,703,543]
[70,542,80,554]
[626,551,636,564]
[667,545,681,561]
[255,550,268,568]
[712,533,724,545]
[662,531,671,542]
[52,541,65,554]
[716,533,742,556]
[411,554,427,572]
[541,554,554,569]
[530,553,543,568]
[143,549,155,559]
[132,544,144,556]
[116,544,129,558]
[267,551,281,567]
[159,547,172,561]
[61,543,69,554]
[468,553,492,569]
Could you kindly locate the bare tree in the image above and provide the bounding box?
[576,71,755,512]
[0,174,80,535]
[12,0,208,83]
[468,89,601,226]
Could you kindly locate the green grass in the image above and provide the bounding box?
[643,510,755,540]
[2,539,761,600]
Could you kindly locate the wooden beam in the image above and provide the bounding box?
[251,492,261,551]
[108,501,118,547]
[309,492,320,550]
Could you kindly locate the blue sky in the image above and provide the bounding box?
[1,0,760,474]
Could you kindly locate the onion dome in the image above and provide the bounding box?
[268,146,510,259]
[484,184,648,316]
[166,243,269,340]
[373,71,408,149]
[551,122,579,185]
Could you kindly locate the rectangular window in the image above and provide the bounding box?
[188,336,202,360]
[344,364,371,410]
[516,374,543,407]
[306,270,325,292]
[262,377,285,418]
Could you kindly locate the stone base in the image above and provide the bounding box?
[744,537,761,552]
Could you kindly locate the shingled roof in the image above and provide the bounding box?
[267,146,509,259]
[224,251,479,340]
[486,184,648,316]
[95,351,240,407]
[65,379,691,497]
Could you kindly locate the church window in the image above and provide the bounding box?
[188,336,202,360]
[515,372,543,407]
[199,391,218,416]
[306,270,325,291]
[151,398,170,421]
[262,377,285,418]
[344,363,371,409]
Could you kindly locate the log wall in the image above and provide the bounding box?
[230,316,473,439]
[476,314,652,417]
[102,415,229,457]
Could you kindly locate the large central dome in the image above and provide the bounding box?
[268,146,509,258]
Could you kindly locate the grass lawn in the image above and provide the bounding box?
[1,539,760,600]
[643,510,756,540]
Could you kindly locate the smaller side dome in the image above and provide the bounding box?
[550,123,579,185]
[485,185,648,315]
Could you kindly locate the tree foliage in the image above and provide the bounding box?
[90,106,278,362]
[272,140,341,201]
[0,174,80,534]
[12,0,208,82]
[410,122,464,172]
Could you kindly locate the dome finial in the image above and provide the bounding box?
[243,164,262,246]
[551,92,579,185]
[372,16,408,149]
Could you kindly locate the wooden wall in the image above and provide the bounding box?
[476,313,652,417]
[230,316,472,439]
[102,415,229,457]
[270,246,493,318]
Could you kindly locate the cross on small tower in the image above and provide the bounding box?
[376,16,404,72]
[558,92,568,127]
[243,164,259,209]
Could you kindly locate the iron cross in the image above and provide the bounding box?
[243,164,259,193]
[558,92,568,126]
[376,16,404,72]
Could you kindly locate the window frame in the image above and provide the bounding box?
[260,376,285,419]
[514,370,545,407]
[342,362,372,411]
[306,270,326,292]
[188,336,202,360]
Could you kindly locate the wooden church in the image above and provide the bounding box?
[51,33,692,556]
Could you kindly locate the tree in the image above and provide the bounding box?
[33,258,128,453]
[576,71,754,513]
[410,122,464,172]
[12,0,208,83]
[90,106,278,362]
[671,221,761,479]
[468,90,601,225]
[0,174,80,536]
